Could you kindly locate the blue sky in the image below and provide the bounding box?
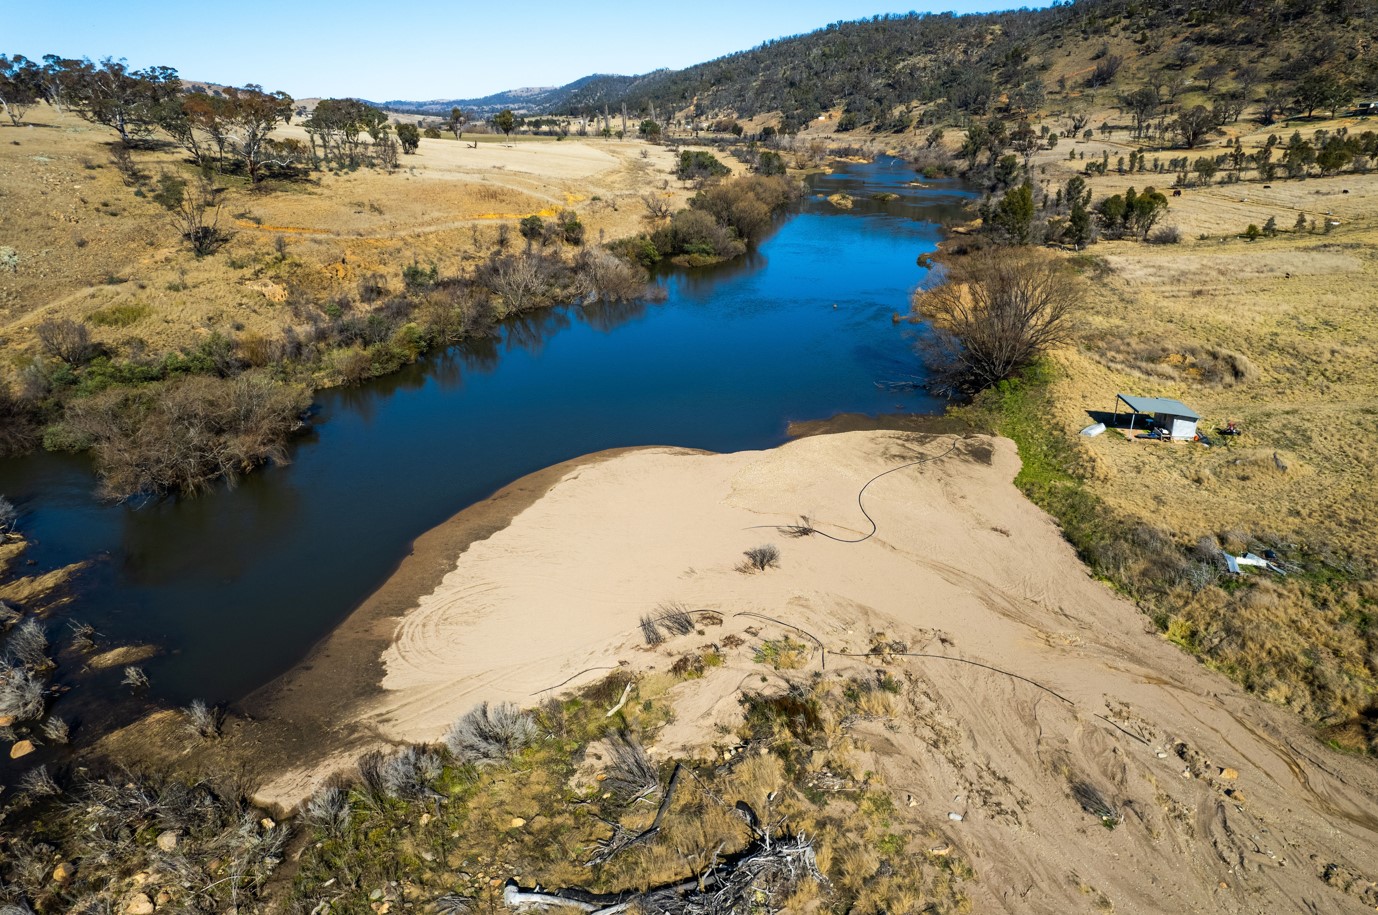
[10,1,1049,101]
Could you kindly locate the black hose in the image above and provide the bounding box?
[530,666,619,696]
[752,435,963,544]
[829,650,1074,706]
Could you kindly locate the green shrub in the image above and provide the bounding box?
[689,174,798,245]
[557,209,585,245]
[677,150,730,182]
[519,214,544,242]
[612,235,662,268]
[402,260,439,290]
[757,150,786,176]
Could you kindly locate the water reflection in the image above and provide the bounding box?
[579,298,651,334]
[503,307,572,356]
[0,158,974,716]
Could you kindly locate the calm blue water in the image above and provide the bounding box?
[0,158,972,710]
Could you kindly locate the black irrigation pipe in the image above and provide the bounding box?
[530,666,619,696]
[532,441,962,696]
[749,435,963,544]
[830,651,1074,706]
[733,612,827,670]
[1094,714,1151,746]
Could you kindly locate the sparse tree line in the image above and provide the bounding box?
[934,90,1374,253]
[0,54,410,177]
[0,56,690,500]
[978,168,1172,250]
[921,116,1166,250]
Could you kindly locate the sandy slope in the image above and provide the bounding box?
[253,430,1378,913]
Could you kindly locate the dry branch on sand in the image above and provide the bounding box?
[601,731,660,803]
[640,603,699,645]
[639,613,665,647]
[1070,780,1121,828]
[658,603,696,636]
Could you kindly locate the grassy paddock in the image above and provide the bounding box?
[956,361,1378,753]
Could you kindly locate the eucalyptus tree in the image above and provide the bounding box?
[66,57,182,144]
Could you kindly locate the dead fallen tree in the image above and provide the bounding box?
[586,762,683,866]
[503,824,822,914]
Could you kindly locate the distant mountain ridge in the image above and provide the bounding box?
[378,74,635,116]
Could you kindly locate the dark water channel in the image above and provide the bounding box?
[0,158,973,719]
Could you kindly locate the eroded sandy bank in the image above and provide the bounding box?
[107,429,1378,912]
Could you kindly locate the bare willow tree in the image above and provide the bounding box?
[912,247,1081,394]
[63,373,311,499]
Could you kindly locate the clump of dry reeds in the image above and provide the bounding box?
[444,701,537,766]
[182,699,222,739]
[739,544,781,573]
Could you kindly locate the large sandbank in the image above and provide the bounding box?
[231,429,1378,912]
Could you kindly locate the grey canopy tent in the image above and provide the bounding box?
[1113,394,1200,440]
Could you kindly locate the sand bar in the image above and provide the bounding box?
[232,430,1378,911]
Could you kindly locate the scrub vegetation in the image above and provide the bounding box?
[615,174,800,267]
[283,670,971,915]
[0,66,797,499]
[0,668,973,915]
[3,0,1378,910]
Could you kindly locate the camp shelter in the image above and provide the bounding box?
[1113,394,1199,440]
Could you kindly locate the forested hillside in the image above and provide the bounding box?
[552,0,1378,130]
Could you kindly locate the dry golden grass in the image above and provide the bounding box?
[1053,219,1378,563]
[1000,110,1378,565]
[949,117,1378,740]
[0,108,708,383]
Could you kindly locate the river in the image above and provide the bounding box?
[0,157,972,719]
